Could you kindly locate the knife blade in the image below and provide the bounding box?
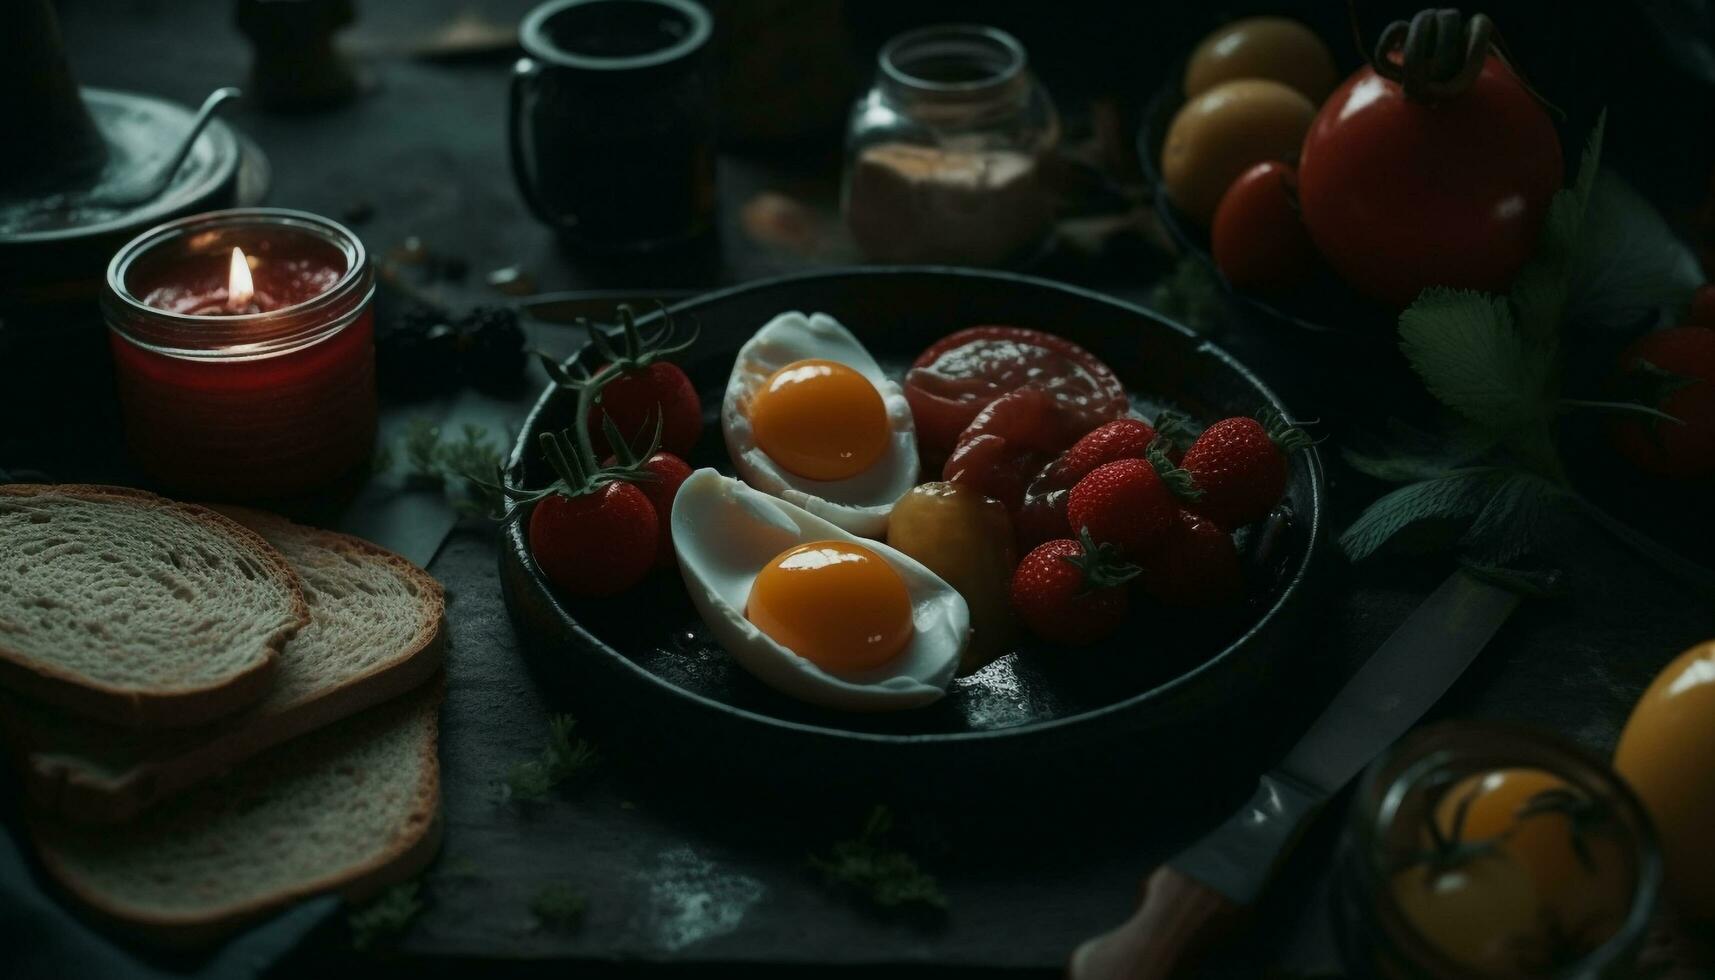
[1069,569,1523,980]
[517,289,696,325]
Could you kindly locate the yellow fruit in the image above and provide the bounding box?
[1390,853,1541,977]
[1435,769,1634,951]
[886,481,1017,674]
[1184,17,1337,102]
[1160,78,1314,227]
[1615,639,1715,921]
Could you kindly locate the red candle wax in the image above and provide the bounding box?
[103,209,377,499]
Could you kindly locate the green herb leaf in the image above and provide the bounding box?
[1459,471,1563,566]
[1399,289,1549,433]
[403,418,445,485]
[808,805,947,912]
[1509,111,1604,344]
[503,714,599,804]
[1568,172,1704,332]
[349,881,423,952]
[530,883,587,931]
[1339,471,1502,564]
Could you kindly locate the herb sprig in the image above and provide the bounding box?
[530,883,588,931]
[378,419,508,518]
[348,881,424,952]
[1341,113,1715,594]
[501,713,599,804]
[808,806,947,912]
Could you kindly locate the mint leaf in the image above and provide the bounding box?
[1399,289,1549,432]
[1340,471,1502,563]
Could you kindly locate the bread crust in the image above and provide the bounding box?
[30,679,445,948]
[16,506,447,823]
[0,485,308,729]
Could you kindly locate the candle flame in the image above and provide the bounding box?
[227,246,255,312]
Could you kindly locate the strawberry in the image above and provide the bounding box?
[1048,418,1158,488]
[1608,326,1715,478]
[1140,511,1244,608]
[604,448,692,567]
[1015,418,1164,552]
[539,304,703,457]
[1179,409,1310,530]
[1065,445,1196,560]
[1009,529,1140,646]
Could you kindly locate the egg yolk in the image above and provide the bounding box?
[745,540,914,672]
[748,359,889,481]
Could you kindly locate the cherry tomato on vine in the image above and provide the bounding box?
[1435,769,1634,955]
[1297,11,1563,309]
[1211,161,1319,295]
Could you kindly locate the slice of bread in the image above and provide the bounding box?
[5,507,446,823]
[31,679,444,947]
[0,485,307,729]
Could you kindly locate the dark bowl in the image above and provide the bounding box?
[499,268,1327,794]
[1137,74,1397,342]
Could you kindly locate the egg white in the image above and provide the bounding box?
[721,311,919,537]
[672,468,966,712]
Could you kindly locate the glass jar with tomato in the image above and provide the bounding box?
[1332,721,1661,980]
[842,24,1060,267]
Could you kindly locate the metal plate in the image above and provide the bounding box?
[498,268,1327,788]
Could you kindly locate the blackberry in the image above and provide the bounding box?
[459,305,526,394]
[377,303,461,399]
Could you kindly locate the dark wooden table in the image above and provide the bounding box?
[7,1,1711,977]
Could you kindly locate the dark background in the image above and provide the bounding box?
[3,0,1714,977]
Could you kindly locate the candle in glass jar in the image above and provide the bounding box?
[102,209,377,499]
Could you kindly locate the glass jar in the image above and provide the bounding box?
[102,208,377,499]
[1332,721,1662,980]
[843,24,1060,266]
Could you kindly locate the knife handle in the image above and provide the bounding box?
[1067,866,1247,980]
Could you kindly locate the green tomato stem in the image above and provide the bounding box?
[1558,398,1685,426]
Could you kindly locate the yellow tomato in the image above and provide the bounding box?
[1615,639,1715,921]
[1184,17,1337,103]
[1435,769,1634,952]
[886,481,1017,674]
[1160,79,1314,227]
[1390,853,1541,977]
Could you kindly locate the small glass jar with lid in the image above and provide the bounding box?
[843,23,1060,267]
[1332,721,1662,980]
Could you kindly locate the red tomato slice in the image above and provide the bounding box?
[905,327,1129,463]
[941,387,1070,510]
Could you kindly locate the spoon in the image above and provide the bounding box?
[85,87,243,209]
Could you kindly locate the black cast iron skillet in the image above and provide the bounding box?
[499,268,1326,793]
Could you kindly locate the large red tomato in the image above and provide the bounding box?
[1297,55,1562,309]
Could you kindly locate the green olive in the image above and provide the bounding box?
[1160,78,1314,227]
[1184,17,1336,103]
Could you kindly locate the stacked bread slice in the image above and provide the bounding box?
[0,484,447,945]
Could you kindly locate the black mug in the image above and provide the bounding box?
[509,0,717,253]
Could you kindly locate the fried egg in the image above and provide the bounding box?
[721,311,918,537]
[672,469,965,711]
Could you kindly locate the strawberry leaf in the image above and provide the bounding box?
[1459,471,1563,566]
[1510,110,1604,345]
[1398,289,1550,433]
[1339,471,1503,563]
